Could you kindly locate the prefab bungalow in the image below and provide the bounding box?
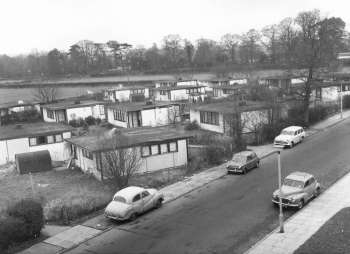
[41,100,106,124]
[154,79,199,88]
[66,126,191,180]
[153,85,206,102]
[106,101,181,128]
[0,122,73,165]
[104,86,150,102]
[190,101,271,136]
[0,100,41,125]
[311,81,350,105]
[212,84,248,100]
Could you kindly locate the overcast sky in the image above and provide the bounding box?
[1,0,350,55]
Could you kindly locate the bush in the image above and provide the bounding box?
[205,145,227,165]
[0,216,27,250]
[7,199,44,238]
[184,120,199,131]
[69,118,88,128]
[44,193,110,224]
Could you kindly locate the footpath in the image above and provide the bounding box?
[19,110,350,254]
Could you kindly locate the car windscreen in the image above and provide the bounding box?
[232,155,246,163]
[113,196,127,203]
[281,130,294,135]
[283,178,304,188]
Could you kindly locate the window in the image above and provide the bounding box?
[160,143,168,154]
[141,141,178,157]
[99,105,105,115]
[132,194,141,202]
[141,191,150,198]
[47,135,54,144]
[141,146,150,157]
[160,90,167,95]
[200,111,219,125]
[113,109,126,122]
[55,134,63,142]
[47,110,54,119]
[29,138,37,146]
[169,142,178,152]
[82,149,93,160]
[151,145,159,155]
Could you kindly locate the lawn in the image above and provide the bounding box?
[0,168,117,221]
[294,207,350,254]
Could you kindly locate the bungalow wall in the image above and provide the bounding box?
[190,109,224,133]
[0,131,71,165]
[141,106,180,126]
[72,139,188,181]
[106,108,128,128]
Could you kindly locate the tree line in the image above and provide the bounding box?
[0,9,349,78]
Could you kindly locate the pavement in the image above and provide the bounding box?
[245,170,350,254]
[17,109,350,254]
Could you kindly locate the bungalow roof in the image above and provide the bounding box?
[41,100,105,110]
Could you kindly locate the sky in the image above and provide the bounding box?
[1,0,350,56]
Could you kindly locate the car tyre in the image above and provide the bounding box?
[156,198,163,208]
[290,142,294,148]
[314,187,321,197]
[256,161,260,168]
[242,167,247,174]
[297,199,304,209]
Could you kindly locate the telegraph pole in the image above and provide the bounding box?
[340,82,343,119]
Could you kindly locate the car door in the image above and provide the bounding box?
[141,190,153,212]
[131,193,144,213]
[303,179,314,201]
[246,155,253,170]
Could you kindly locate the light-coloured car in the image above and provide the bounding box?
[274,126,305,148]
[226,151,260,174]
[272,172,321,209]
[105,186,164,221]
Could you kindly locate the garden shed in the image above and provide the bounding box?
[15,150,52,174]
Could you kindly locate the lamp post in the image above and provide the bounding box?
[340,82,343,119]
[259,150,284,233]
[277,151,284,233]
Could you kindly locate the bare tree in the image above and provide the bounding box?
[33,86,58,103]
[101,133,142,188]
[167,105,181,124]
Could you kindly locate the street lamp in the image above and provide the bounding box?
[259,150,284,233]
[340,82,343,119]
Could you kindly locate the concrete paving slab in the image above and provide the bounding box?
[42,225,72,237]
[17,242,63,254]
[44,225,101,249]
[82,214,115,230]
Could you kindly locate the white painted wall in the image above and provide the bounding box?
[0,131,71,165]
[114,90,131,102]
[66,107,93,121]
[230,79,247,85]
[106,108,128,128]
[141,105,180,127]
[74,146,100,180]
[139,139,188,173]
[171,89,188,101]
[190,109,224,133]
[154,90,170,101]
[177,80,197,86]
[92,104,106,120]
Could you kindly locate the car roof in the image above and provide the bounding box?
[282,126,303,132]
[115,186,145,202]
[234,150,256,157]
[286,171,314,182]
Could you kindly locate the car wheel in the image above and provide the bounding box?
[129,212,137,221]
[314,187,321,197]
[242,167,247,174]
[156,198,163,208]
[297,200,304,209]
[290,142,294,148]
[256,161,260,168]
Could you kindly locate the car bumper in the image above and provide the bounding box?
[272,199,299,207]
[273,143,288,148]
[227,167,243,173]
[104,213,128,221]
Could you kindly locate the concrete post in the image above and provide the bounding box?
[278,151,284,233]
[340,82,343,119]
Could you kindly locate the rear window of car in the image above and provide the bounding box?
[284,178,304,188]
[113,196,127,203]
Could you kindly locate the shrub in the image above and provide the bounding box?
[7,198,44,238]
[205,145,227,165]
[69,118,87,128]
[44,192,111,224]
[0,216,27,250]
[184,120,199,131]
[85,116,96,125]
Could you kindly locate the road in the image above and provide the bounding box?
[67,118,350,254]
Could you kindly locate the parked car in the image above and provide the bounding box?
[105,186,164,221]
[226,150,260,174]
[272,171,321,209]
[274,126,305,148]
